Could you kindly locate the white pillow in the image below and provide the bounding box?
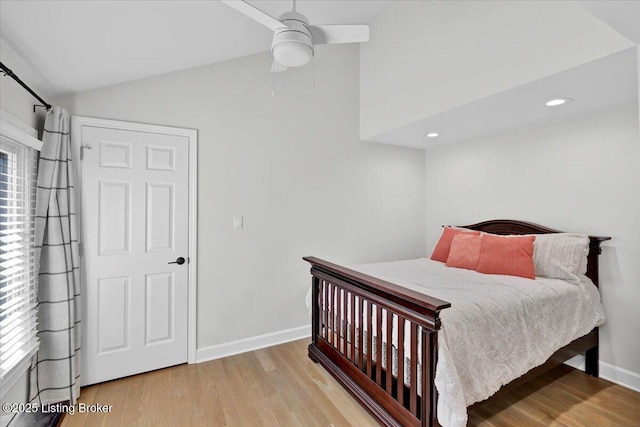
[577,249,589,276]
[532,233,589,283]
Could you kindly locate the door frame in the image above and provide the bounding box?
[72,116,198,364]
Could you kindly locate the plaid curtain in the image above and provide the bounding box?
[29,106,81,405]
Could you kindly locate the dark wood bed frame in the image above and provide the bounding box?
[304,219,610,427]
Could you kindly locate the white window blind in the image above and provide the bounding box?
[0,134,39,387]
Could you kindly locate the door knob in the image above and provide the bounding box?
[168,257,186,265]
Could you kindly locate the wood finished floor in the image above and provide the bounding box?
[62,339,640,427]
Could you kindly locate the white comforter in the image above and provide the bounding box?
[333,258,605,427]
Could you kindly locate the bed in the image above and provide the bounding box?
[304,219,610,427]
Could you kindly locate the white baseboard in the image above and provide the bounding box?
[565,356,640,393]
[196,325,311,363]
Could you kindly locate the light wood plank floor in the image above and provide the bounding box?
[62,339,640,426]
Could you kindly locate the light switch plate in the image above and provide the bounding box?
[233,216,243,230]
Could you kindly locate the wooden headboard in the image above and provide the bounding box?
[457,219,611,287]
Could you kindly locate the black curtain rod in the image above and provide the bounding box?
[0,61,52,111]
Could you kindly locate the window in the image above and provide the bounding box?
[0,114,41,394]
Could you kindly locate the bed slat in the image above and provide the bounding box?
[386,310,393,395]
[342,288,347,355]
[410,322,418,416]
[323,280,328,340]
[312,277,320,344]
[398,315,405,408]
[376,304,383,386]
[366,300,373,378]
[328,282,334,347]
[422,329,436,427]
[358,295,364,370]
[350,292,356,361]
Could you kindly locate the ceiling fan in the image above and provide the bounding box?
[222,0,370,72]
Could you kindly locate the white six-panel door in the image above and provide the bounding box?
[76,119,195,385]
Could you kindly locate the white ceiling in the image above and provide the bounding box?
[0,0,389,96]
[370,47,639,148]
[580,1,640,45]
[1,0,638,150]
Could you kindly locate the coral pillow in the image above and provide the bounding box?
[431,227,481,263]
[476,234,536,279]
[446,233,482,270]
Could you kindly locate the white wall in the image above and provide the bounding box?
[360,1,634,140]
[424,104,640,377]
[0,74,43,131]
[53,44,426,351]
[0,38,47,130]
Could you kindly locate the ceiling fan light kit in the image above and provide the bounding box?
[271,12,314,68]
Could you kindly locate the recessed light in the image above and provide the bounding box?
[545,98,572,107]
[426,132,440,138]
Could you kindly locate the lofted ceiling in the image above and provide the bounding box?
[361,0,640,148]
[0,0,389,96]
[580,1,640,45]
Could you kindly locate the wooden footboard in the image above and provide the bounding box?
[304,257,451,427]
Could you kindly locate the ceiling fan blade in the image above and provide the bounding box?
[222,0,288,32]
[309,25,370,45]
[271,59,288,73]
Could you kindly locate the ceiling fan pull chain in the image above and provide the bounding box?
[272,68,276,98]
[312,56,315,89]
